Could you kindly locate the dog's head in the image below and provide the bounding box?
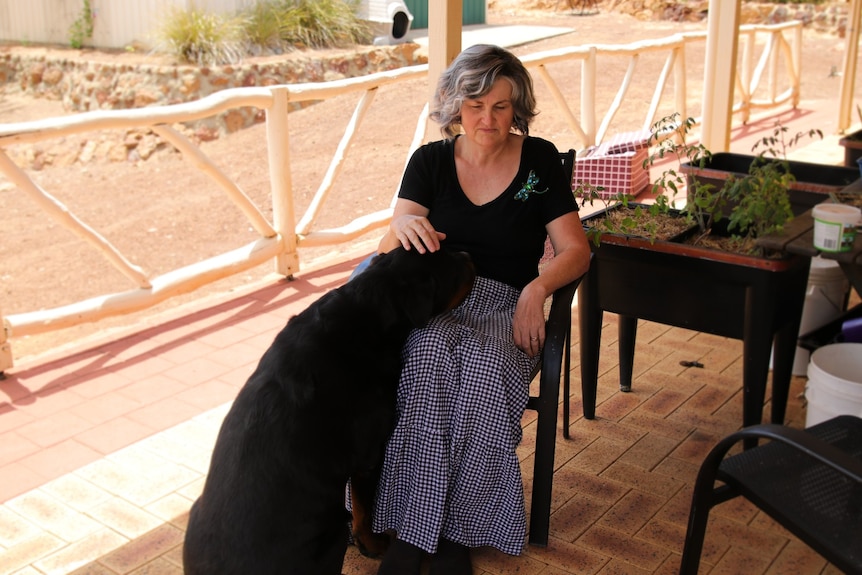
[357,247,475,329]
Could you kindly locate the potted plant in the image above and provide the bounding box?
[683,123,858,216]
[574,114,815,442]
[579,113,843,254]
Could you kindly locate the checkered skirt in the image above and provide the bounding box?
[372,276,538,555]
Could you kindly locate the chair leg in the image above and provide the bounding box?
[680,431,747,574]
[563,321,572,439]
[679,491,713,575]
[680,460,724,574]
[528,270,583,545]
[529,398,556,547]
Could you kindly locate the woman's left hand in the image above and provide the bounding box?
[513,284,547,357]
[513,212,591,357]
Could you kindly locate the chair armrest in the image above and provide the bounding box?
[700,416,862,489]
[528,267,588,405]
[544,280,579,349]
[543,253,592,357]
[717,417,862,483]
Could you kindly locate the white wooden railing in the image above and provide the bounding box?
[735,21,803,121]
[0,21,804,370]
[521,22,802,145]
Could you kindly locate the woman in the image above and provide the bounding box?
[372,44,591,574]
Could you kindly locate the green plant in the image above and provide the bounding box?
[241,2,286,54]
[158,0,371,63]
[579,112,822,255]
[577,113,720,245]
[272,0,371,49]
[159,6,244,65]
[69,0,94,49]
[645,113,720,233]
[723,123,822,241]
[576,181,690,246]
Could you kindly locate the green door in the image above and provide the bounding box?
[462,0,485,26]
[403,0,485,30]
[404,0,428,29]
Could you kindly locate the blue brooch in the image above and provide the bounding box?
[514,170,548,202]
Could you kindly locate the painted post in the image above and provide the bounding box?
[266,87,299,278]
[701,0,741,153]
[426,0,462,142]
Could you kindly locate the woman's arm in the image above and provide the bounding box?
[377,198,447,254]
[513,211,591,357]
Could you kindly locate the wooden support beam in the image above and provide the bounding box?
[839,0,862,132]
[701,0,740,152]
[426,0,462,141]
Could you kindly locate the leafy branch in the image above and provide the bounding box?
[69,0,94,49]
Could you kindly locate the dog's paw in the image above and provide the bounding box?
[353,530,390,559]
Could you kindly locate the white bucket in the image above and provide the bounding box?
[805,343,862,427]
[792,257,849,375]
[812,203,861,253]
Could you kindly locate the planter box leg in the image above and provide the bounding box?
[770,264,811,425]
[742,285,779,448]
[618,315,637,392]
[771,326,795,425]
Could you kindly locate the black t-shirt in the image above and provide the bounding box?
[398,136,578,289]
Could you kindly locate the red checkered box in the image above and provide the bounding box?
[573,129,652,199]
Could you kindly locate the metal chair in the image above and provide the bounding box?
[679,415,862,574]
[525,149,589,546]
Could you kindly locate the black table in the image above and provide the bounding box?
[757,191,862,298]
[577,237,811,438]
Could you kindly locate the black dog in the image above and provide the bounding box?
[183,247,475,575]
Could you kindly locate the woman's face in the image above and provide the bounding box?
[459,77,515,148]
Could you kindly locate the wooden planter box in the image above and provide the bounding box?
[838,129,862,168]
[681,152,859,215]
[577,214,811,438]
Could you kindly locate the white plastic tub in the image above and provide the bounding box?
[805,343,862,427]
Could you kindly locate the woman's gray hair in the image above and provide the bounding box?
[430,44,537,138]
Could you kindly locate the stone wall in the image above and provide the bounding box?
[0,42,425,137]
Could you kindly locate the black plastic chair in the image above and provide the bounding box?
[679,415,862,574]
[525,149,589,546]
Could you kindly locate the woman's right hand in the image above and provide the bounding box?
[390,214,447,253]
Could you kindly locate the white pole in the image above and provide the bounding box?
[838,0,862,132]
[426,0,462,142]
[0,305,11,373]
[701,0,741,153]
[266,87,299,277]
